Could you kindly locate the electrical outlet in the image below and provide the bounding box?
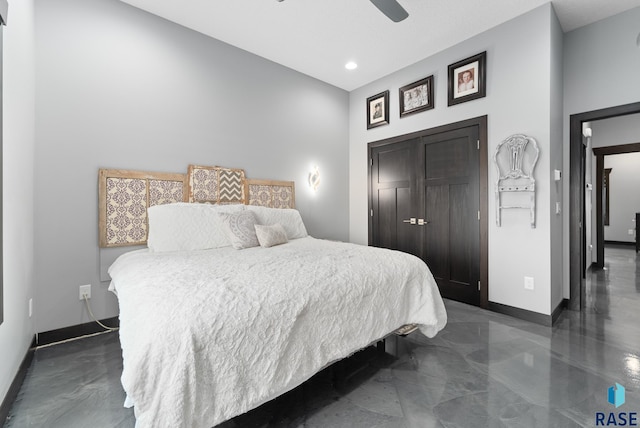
[524,276,534,290]
[523,352,534,367]
[629,229,635,236]
[79,284,91,300]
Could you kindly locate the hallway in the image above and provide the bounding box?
[577,244,640,351]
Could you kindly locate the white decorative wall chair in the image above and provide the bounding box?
[494,134,539,228]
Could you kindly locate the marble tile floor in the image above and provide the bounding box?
[4,245,639,428]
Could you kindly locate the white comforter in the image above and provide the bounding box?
[108,237,447,428]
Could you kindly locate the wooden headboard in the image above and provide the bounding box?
[98,165,295,248]
[98,169,187,248]
[188,164,246,204]
[246,179,296,209]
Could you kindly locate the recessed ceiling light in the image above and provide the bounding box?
[345,61,358,70]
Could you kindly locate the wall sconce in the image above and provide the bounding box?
[308,166,320,191]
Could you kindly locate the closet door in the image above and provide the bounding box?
[370,139,419,257]
[417,126,480,305]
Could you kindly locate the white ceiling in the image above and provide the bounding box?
[119,0,640,91]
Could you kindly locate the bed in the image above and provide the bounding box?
[102,167,447,428]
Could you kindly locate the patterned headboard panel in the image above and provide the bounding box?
[98,169,187,248]
[99,166,296,248]
[246,179,295,209]
[188,165,246,204]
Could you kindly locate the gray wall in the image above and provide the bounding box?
[34,0,349,333]
[0,0,36,405]
[549,9,564,312]
[604,153,640,243]
[350,4,557,315]
[563,5,640,296]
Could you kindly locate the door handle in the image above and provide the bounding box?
[402,218,429,225]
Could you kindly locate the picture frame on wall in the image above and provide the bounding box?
[366,90,390,129]
[447,51,486,106]
[399,75,434,117]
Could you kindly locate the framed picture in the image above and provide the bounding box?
[366,90,389,129]
[448,51,486,106]
[399,75,434,117]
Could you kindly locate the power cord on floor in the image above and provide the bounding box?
[83,294,119,332]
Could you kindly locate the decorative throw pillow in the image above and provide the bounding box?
[246,205,308,239]
[254,223,289,248]
[218,210,260,249]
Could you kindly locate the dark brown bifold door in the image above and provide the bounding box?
[417,126,481,305]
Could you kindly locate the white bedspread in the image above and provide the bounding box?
[108,237,447,428]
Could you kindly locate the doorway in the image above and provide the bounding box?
[569,102,640,310]
[592,144,640,267]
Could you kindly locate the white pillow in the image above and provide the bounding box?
[245,205,308,239]
[147,202,245,252]
[218,211,260,250]
[254,223,288,248]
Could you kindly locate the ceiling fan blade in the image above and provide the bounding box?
[370,0,409,22]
